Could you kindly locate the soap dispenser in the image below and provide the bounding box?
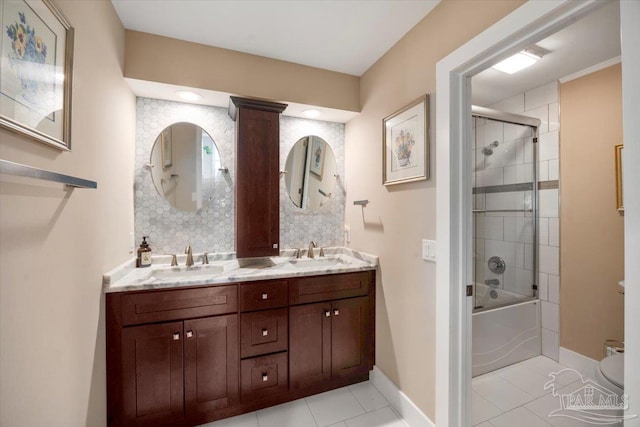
[136,236,152,268]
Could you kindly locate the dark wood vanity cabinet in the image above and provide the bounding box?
[121,322,185,426]
[106,270,375,427]
[107,287,239,427]
[289,273,373,389]
[120,316,238,426]
[229,96,287,258]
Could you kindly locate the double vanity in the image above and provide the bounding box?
[104,248,377,427]
[106,96,375,426]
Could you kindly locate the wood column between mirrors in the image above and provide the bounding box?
[229,96,287,258]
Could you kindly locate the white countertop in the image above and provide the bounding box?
[103,247,378,293]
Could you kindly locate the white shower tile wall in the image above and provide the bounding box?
[488,81,561,361]
[134,98,345,255]
[279,116,345,249]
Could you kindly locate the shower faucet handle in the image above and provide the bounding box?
[487,256,506,274]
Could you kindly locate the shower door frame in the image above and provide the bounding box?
[471,106,540,309]
[433,1,622,426]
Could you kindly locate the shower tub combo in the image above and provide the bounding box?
[471,106,542,377]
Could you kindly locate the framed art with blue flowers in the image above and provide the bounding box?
[0,0,74,150]
[383,94,429,185]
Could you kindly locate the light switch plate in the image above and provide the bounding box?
[422,239,437,262]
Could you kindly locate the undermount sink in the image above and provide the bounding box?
[287,257,347,269]
[149,264,224,281]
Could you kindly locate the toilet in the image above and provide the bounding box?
[595,353,624,396]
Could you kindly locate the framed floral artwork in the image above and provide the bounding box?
[161,129,172,170]
[309,136,325,179]
[383,94,429,185]
[0,0,74,150]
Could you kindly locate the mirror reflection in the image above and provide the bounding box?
[285,135,337,211]
[150,122,222,212]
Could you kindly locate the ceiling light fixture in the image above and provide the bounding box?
[492,45,549,74]
[302,109,321,118]
[176,90,203,102]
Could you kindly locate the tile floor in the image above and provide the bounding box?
[199,381,408,427]
[197,356,619,427]
[473,355,622,427]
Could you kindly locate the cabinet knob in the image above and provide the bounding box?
[334,309,340,316]
[172,333,180,341]
[324,310,331,317]
[262,328,269,337]
[186,330,193,338]
[261,293,269,300]
[262,373,269,382]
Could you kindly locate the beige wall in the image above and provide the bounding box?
[0,1,135,425]
[344,0,525,419]
[125,31,360,112]
[559,64,624,361]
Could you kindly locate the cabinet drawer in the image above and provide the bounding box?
[289,272,371,305]
[241,352,288,401]
[240,280,288,312]
[122,285,237,325]
[241,308,288,358]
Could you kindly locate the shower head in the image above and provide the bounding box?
[481,140,499,156]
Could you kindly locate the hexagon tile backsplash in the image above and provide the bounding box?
[135,98,345,255]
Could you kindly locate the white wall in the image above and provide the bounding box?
[0,1,135,425]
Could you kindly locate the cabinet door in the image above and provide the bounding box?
[184,315,239,417]
[331,297,370,379]
[289,302,331,389]
[235,107,280,258]
[122,322,184,427]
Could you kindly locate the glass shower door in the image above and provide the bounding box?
[472,117,537,311]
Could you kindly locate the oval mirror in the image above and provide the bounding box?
[149,122,222,212]
[284,135,337,211]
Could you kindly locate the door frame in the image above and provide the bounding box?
[434,1,640,425]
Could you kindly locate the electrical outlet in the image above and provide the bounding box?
[344,225,351,244]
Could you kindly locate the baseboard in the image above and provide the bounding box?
[370,366,435,427]
[559,347,599,379]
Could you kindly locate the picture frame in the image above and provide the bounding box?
[0,0,74,151]
[615,144,624,212]
[383,94,429,185]
[309,136,325,179]
[161,129,172,170]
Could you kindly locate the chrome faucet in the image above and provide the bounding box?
[308,241,317,258]
[185,245,194,267]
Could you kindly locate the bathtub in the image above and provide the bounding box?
[472,287,541,377]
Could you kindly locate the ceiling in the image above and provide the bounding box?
[112,1,621,122]
[111,0,440,77]
[472,1,621,106]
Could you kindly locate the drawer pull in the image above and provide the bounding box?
[324,310,331,317]
[186,330,193,338]
[262,328,269,337]
[261,293,269,300]
[172,333,180,341]
[334,309,340,316]
[262,373,269,382]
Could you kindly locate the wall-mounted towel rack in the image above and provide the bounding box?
[0,159,97,189]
